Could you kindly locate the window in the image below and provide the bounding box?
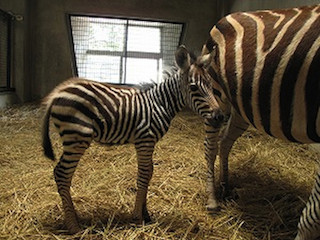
[0,9,13,91]
[69,15,184,85]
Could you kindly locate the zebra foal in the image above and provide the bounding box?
[201,4,320,240]
[42,46,224,234]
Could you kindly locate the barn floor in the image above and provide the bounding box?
[0,104,318,240]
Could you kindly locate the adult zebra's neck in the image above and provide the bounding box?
[148,71,186,119]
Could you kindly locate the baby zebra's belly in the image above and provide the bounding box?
[92,119,137,145]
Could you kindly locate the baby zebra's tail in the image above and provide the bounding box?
[42,103,55,160]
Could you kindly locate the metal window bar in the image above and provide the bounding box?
[0,9,13,91]
[68,14,184,85]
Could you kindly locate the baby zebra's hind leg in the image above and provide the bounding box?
[54,138,91,234]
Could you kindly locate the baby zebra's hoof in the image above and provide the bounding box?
[206,205,222,215]
[206,198,221,215]
[143,211,152,224]
[132,208,152,226]
[132,214,152,226]
[66,223,81,235]
[133,213,152,226]
[143,216,152,224]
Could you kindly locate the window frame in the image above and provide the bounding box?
[67,13,185,85]
[0,9,14,92]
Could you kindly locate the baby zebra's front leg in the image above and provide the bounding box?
[132,139,155,224]
[204,119,221,212]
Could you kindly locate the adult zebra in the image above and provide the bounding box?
[42,46,224,234]
[200,4,320,240]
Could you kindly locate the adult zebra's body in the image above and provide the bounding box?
[201,5,320,240]
[42,46,223,234]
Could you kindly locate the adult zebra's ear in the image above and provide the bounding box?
[175,45,191,72]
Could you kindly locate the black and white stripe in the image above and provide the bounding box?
[42,46,222,234]
[201,5,320,240]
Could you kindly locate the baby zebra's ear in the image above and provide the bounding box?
[197,53,212,68]
[198,45,216,68]
[175,45,191,72]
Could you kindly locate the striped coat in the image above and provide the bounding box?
[201,5,320,240]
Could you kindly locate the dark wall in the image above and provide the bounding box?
[1,0,319,105]
[1,0,221,103]
[224,0,320,15]
[0,0,29,103]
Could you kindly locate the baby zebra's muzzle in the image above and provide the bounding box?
[207,111,225,128]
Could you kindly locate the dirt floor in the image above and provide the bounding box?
[0,104,319,240]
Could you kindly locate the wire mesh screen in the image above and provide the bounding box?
[69,15,184,85]
[0,10,11,89]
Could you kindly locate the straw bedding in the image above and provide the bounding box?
[0,103,318,240]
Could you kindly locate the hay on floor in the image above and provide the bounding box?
[0,104,318,240]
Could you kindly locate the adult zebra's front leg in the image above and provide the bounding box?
[132,139,155,224]
[295,169,320,240]
[218,111,248,199]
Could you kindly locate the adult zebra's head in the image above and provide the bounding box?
[175,46,225,128]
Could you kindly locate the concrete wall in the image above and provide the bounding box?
[0,0,29,105]
[0,92,19,108]
[0,0,221,104]
[224,0,320,15]
[2,0,319,105]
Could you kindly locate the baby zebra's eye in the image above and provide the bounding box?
[190,83,198,91]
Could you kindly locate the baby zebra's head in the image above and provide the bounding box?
[175,45,224,128]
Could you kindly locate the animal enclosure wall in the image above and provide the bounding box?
[0,0,28,106]
[1,0,319,106]
[223,0,320,15]
[0,0,221,105]
[0,9,12,90]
